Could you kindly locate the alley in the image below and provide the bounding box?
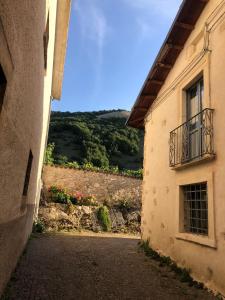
[2,232,216,300]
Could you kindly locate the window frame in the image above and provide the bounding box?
[175,172,216,248]
[182,182,208,235]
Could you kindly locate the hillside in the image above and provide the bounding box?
[48,109,144,170]
[97,110,130,119]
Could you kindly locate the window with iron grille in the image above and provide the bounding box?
[182,182,208,235]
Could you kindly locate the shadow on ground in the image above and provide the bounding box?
[2,232,216,300]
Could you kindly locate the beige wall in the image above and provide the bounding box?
[0,0,58,294]
[142,0,225,295]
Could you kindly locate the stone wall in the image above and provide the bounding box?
[42,166,142,208]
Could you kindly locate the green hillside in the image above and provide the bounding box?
[48,109,144,170]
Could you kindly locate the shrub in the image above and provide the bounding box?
[48,186,71,204]
[55,155,68,166]
[32,219,45,233]
[44,143,55,165]
[62,160,143,179]
[66,161,80,169]
[48,186,98,206]
[117,198,132,210]
[97,206,111,231]
[79,195,98,206]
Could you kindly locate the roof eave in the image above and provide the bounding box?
[127,0,209,128]
[51,0,71,100]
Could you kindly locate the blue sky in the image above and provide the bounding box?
[52,0,183,112]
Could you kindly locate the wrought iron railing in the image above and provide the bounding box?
[169,108,214,167]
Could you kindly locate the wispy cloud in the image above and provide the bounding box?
[74,0,110,62]
[74,1,111,98]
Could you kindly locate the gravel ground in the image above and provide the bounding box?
[2,232,216,300]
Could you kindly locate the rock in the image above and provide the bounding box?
[110,208,125,230]
[126,211,141,223]
[82,206,92,215]
[38,202,140,234]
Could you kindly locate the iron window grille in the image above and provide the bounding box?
[182,182,208,235]
[169,108,214,167]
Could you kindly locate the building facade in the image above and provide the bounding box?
[0,0,70,294]
[128,0,225,295]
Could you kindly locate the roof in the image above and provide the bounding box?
[127,0,209,128]
[51,0,71,100]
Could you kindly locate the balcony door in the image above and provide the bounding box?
[186,78,204,161]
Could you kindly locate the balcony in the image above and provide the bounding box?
[169,108,214,168]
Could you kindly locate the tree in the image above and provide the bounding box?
[44,143,55,165]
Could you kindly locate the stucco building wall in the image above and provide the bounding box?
[142,0,225,295]
[0,0,58,294]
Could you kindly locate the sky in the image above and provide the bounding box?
[52,0,183,112]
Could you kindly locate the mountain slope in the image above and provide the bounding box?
[48,110,144,170]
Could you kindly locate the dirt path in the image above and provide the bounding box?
[2,232,216,300]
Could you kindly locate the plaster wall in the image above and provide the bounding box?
[142,0,225,295]
[0,0,58,294]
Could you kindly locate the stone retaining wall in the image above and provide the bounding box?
[42,166,142,208]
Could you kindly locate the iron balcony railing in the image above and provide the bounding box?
[169,108,214,167]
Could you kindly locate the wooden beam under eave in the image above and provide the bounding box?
[166,43,183,51]
[141,93,157,99]
[156,62,173,70]
[175,22,195,30]
[136,107,149,112]
[148,79,164,85]
[129,116,144,126]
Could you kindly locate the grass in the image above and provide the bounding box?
[140,241,224,299]
[32,219,45,233]
[139,239,204,288]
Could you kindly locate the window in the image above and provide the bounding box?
[182,182,208,235]
[185,78,204,161]
[23,151,33,196]
[0,64,7,113]
[169,75,214,168]
[43,13,49,70]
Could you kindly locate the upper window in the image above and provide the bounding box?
[43,13,49,71]
[186,78,204,121]
[23,151,33,196]
[182,182,208,235]
[0,64,7,113]
[169,76,214,168]
[184,78,204,162]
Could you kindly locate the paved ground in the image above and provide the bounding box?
[2,232,216,300]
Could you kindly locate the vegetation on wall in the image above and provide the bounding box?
[44,150,143,179]
[97,206,111,232]
[48,185,98,206]
[47,109,144,171]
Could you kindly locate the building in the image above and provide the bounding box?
[128,0,225,295]
[0,0,71,294]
